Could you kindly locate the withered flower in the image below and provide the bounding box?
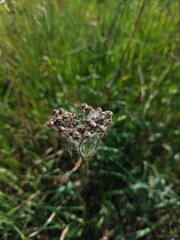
[47,103,113,158]
[47,103,113,183]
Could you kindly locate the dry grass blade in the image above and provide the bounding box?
[29,205,61,238]
[59,225,70,240]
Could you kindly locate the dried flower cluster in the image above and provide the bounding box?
[47,103,113,157]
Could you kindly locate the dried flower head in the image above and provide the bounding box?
[47,103,113,158]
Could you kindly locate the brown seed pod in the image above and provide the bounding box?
[58,108,64,114]
[58,126,65,132]
[107,119,113,125]
[96,107,102,113]
[52,109,59,116]
[78,125,86,133]
[72,131,81,140]
[98,126,106,132]
[90,121,97,128]
[81,103,88,108]
[83,131,91,138]
[105,111,113,117]
[47,120,54,127]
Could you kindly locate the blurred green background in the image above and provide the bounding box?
[0,0,179,239]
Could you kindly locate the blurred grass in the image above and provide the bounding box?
[0,0,179,239]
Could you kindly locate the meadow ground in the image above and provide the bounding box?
[0,0,179,239]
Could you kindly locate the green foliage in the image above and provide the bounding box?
[0,0,179,239]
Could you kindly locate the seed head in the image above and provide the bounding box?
[47,103,113,157]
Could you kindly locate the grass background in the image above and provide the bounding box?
[0,0,179,239]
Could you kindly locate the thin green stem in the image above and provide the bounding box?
[0,219,26,240]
